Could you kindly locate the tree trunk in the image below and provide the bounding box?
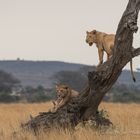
[23,0,140,132]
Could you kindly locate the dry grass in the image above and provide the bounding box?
[0,102,140,140]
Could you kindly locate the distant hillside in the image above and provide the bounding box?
[0,60,139,88]
[0,61,85,88]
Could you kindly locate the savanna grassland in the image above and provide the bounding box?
[0,102,140,140]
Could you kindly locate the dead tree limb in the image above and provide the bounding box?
[23,0,140,132]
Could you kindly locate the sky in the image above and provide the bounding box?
[0,0,139,70]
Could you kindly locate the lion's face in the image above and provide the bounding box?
[56,85,69,98]
[86,30,97,46]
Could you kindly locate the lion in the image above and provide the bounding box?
[86,29,136,82]
[52,85,79,111]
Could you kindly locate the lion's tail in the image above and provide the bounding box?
[130,59,136,82]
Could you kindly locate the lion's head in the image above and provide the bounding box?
[86,30,97,46]
[56,85,70,98]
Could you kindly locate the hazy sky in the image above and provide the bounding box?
[0,0,139,70]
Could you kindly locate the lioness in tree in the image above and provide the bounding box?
[52,85,79,111]
[86,29,136,82]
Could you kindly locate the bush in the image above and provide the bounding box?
[0,92,20,103]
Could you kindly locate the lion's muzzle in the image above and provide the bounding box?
[89,42,93,46]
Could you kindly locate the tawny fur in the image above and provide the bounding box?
[86,29,136,82]
[52,85,79,111]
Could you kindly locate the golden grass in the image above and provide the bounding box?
[0,102,140,140]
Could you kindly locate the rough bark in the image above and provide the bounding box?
[22,0,140,132]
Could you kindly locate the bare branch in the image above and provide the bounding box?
[133,47,140,57]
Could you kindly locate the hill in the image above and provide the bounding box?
[0,60,139,88]
[0,61,85,88]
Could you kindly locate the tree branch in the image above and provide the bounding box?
[133,47,140,57]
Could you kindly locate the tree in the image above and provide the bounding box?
[53,70,87,92]
[23,86,52,103]
[23,0,140,132]
[0,70,20,93]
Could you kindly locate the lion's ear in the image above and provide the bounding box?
[92,30,96,34]
[86,31,89,34]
